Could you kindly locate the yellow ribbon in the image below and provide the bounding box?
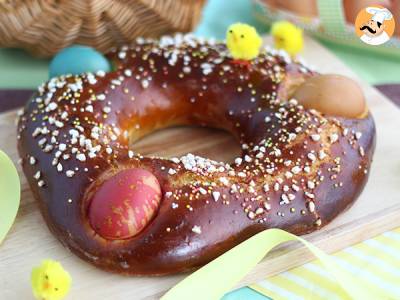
[162,228,386,300]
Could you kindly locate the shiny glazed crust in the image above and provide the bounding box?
[17,35,376,275]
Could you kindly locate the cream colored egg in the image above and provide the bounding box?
[293,74,367,118]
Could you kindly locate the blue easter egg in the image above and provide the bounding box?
[49,45,111,78]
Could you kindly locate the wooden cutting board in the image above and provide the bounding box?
[0,36,399,300]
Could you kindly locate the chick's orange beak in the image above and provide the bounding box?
[231,32,238,42]
[274,36,284,47]
[43,281,52,290]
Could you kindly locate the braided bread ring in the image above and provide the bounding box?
[18,35,375,275]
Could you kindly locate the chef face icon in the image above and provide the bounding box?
[355,6,395,46]
[360,19,386,38]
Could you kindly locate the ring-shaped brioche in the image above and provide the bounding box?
[17,34,375,275]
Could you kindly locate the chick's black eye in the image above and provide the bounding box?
[241,34,244,38]
[229,30,233,33]
[45,275,49,280]
[55,288,59,291]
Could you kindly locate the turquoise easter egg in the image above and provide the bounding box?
[49,45,111,78]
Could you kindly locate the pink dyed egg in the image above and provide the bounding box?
[89,168,162,240]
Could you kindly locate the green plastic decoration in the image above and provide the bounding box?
[0,150,21,244]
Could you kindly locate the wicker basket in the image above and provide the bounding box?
[0,0,206,57]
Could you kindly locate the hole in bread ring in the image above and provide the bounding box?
[130,126,242,163]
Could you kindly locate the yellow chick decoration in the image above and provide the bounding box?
[226,23,262,64]
[271,21,303,57]
[31,260,71,300]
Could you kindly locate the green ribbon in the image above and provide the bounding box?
[0,150,21,244]
[162,228,386,300]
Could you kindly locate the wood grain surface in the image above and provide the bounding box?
[0,36,399,300]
